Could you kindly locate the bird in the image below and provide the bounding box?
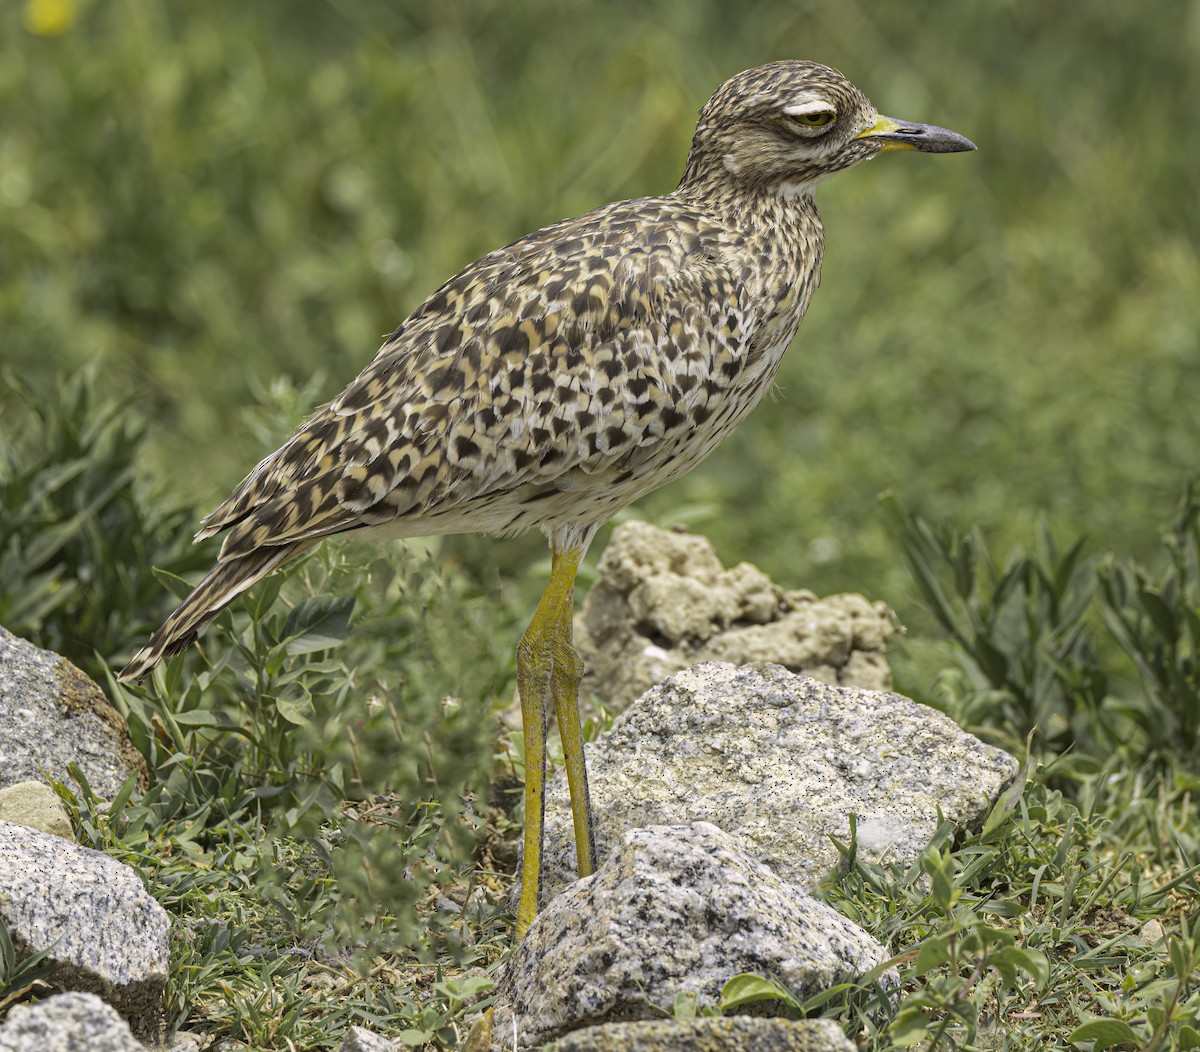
[118,60,975,937]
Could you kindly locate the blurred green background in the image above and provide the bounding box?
[5,0,1199,669]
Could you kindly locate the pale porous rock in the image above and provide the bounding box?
[552,1017,854,1052]
[0,820,169,1039]
[0,626,148,798]
[541,663,1018,901]
[0,779,74,838]
[576,522,895,712]
[0,992,144,1052]
[495,823,891,1049]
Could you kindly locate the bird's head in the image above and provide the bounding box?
[679,60,976,198]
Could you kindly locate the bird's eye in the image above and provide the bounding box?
[790,111,834,128]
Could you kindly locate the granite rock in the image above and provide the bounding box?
[541,662,1018,901]
[551,1017,855,1052]
[0,820,169,1039]
[496,822,892,1048]
[0,992,144,1052]
[0,627,147,798]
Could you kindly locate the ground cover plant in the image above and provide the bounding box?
[3,0,1198,1048]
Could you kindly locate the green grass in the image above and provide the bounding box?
[3,0,1200,1047]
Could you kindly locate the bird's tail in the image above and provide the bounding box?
[117,541,314,683]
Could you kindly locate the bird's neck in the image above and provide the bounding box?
[671,179,825,318]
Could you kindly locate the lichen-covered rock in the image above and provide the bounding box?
[540,663,1018,901]
[0,780,74,839]
[0,821,169,1039]
[551,1017,855,1052]
[576,522,895,711]
[0,992,144,1052]
[495,823,891,1049]
[0,627,148,798]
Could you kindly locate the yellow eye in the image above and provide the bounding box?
[791,111,834,128]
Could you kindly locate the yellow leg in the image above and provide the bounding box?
[549,580,597,881]
[514,543,595,938]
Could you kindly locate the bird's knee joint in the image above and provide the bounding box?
[552,641,584,683]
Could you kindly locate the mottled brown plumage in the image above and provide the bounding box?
[118,60,974,934]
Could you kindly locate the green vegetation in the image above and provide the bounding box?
[720,768,1200,1048]
[3,0,1198,1048]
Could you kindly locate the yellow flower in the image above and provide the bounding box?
[24,0,76,36]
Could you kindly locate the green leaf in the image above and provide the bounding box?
[718,973,795,1010]
[0,914,14,975]
[1068,1019,1141,1049]
[889,1003,934,1046]
[673,989,699,1019]
[928,861,957,912]
[1137,587,1179,643]
[275,688,315,726]
[981,757,1030,840]
[106,774,139,818]
[1178,1024,1200,1049]
[171,709,240,729]
[988,945,1047,988]
[912,935,951,975]
[1168,930,1198,979]
[65,762,94,801]
[281,595,355,655]
[971,634,1011,688]
[249,571,286,619]
[434,974,494,1003]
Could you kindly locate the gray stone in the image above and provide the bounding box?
[577,523,895,713]
[0,780,74,838]
[0,820,169,1039]
[0,627,148,799]
[541,663,1018,901]
[0,992,144,1052]
[340,1025,399,1051]
[552,1017,854,1052]
[495,823,892,1049]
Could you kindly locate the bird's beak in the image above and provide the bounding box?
[855,114,977,154]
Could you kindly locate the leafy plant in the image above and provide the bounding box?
[886,484,1200,768]
[1097,481,1200,758]
[883,493,1108,758]
[103,540,509,959]
[0,368,212,679]
[0,914,59,1014]
[1067,914,1200,1051]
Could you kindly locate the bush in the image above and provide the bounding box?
[0,368,212,679]
[886,484,1200,770]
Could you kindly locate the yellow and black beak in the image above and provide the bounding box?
[855,114,977,154]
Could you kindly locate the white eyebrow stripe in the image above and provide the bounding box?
[783,97,835,117]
